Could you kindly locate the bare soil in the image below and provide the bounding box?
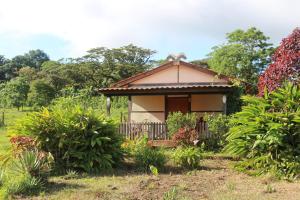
[17,158,300,200]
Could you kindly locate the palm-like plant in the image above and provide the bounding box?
[224,82,300,177]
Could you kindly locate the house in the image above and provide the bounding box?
[99,60,233,140]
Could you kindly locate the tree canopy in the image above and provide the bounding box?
[258,28,300,96]
[208,27,274,87]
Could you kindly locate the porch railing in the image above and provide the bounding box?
[118,121,209,140]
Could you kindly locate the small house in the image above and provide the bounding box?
[99,60,233,140]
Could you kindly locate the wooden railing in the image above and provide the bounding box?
[118,120,209,140]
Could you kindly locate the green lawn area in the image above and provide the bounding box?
[0,108,33,154]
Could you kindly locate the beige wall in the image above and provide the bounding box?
[132,65,178,84]
[131,64,227,85]
[178,65,225,83]
[130,95,165,122]
[191,94,224,112]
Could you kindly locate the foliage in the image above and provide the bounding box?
[224,82,300,178]
[149,165,159,176]
[11,150,53,180]
[10,98,124,172]
[172,128,198,146]
[226,84,245,114]
[131,136,166,171]
[82,44,157,87]
[258,28,300,96]
[166,112,197,137]
[172,147,201,169]
[0,174,43,199]
[0,49,49,81]
[0,77,30,109]
[0,149,53,199]
[163,187,179,200]
[208,27,274,87]
[203,113,230,151]
[27,79,56,107]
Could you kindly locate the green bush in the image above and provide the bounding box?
[0,150,51,199]
[10,97,124,173]
[132,136,166,171]
[166,112,197,137]
[224,82,300,178]
[172,147,201,169]
[203,113,230,151]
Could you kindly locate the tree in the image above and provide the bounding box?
[0,50,50,80]
[18,66,37,82]
[25,49,50,70]
[0,55,10,81]
[0,77,30,109]
[208,27,274,87]
[81,44,156,86]
[28,79,56,107]
[258,28,300,96]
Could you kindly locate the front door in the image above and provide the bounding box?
[167,97,189,117]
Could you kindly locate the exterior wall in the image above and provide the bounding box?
[131,64,228,85]
[178,65,225,83]
[130,95,165,122]
[132,65,178,84]
[191,94,224,117]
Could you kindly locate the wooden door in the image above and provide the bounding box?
[167,97,189,116]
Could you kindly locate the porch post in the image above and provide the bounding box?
[106,96,111,117]
[222,95,227,115]
[128,96,132,122]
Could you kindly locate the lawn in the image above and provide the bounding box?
[2,108,300,200]
[0,108,32,154]
[16,158,300,200]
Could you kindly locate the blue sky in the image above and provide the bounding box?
[0,0,299,61]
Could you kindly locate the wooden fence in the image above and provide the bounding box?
[118,120,209,140]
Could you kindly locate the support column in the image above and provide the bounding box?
[128,96,132,122]
[106,96,111,117]
[222,95,227,115]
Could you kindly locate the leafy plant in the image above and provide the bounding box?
[11,150,53,180]
[10,97,124,173]
[172,128,198,146]
[203,113,230,151]
[163,187,179,200]
[224,82,300,178]
[172,147,201,169]
[149,165,159,176]
[132,136,166,171]
[166,112,197,137]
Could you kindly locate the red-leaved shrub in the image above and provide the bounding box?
[172,128,198,146]
[258,28,300,96]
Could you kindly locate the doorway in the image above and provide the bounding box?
[166,96,190,117]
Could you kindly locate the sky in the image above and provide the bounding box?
[0,0,299,61]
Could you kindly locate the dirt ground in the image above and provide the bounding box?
[17,158,300,200]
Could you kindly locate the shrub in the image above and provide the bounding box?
[172,128,198,146]
[166,112,197,137]
[10,97,124,173]
[132,136,166,171]
[224,82,300,178]
[203,113,230,151]
[0,150,51,199]
[172,147,201,169]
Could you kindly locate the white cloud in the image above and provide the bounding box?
[0,0,299,58]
